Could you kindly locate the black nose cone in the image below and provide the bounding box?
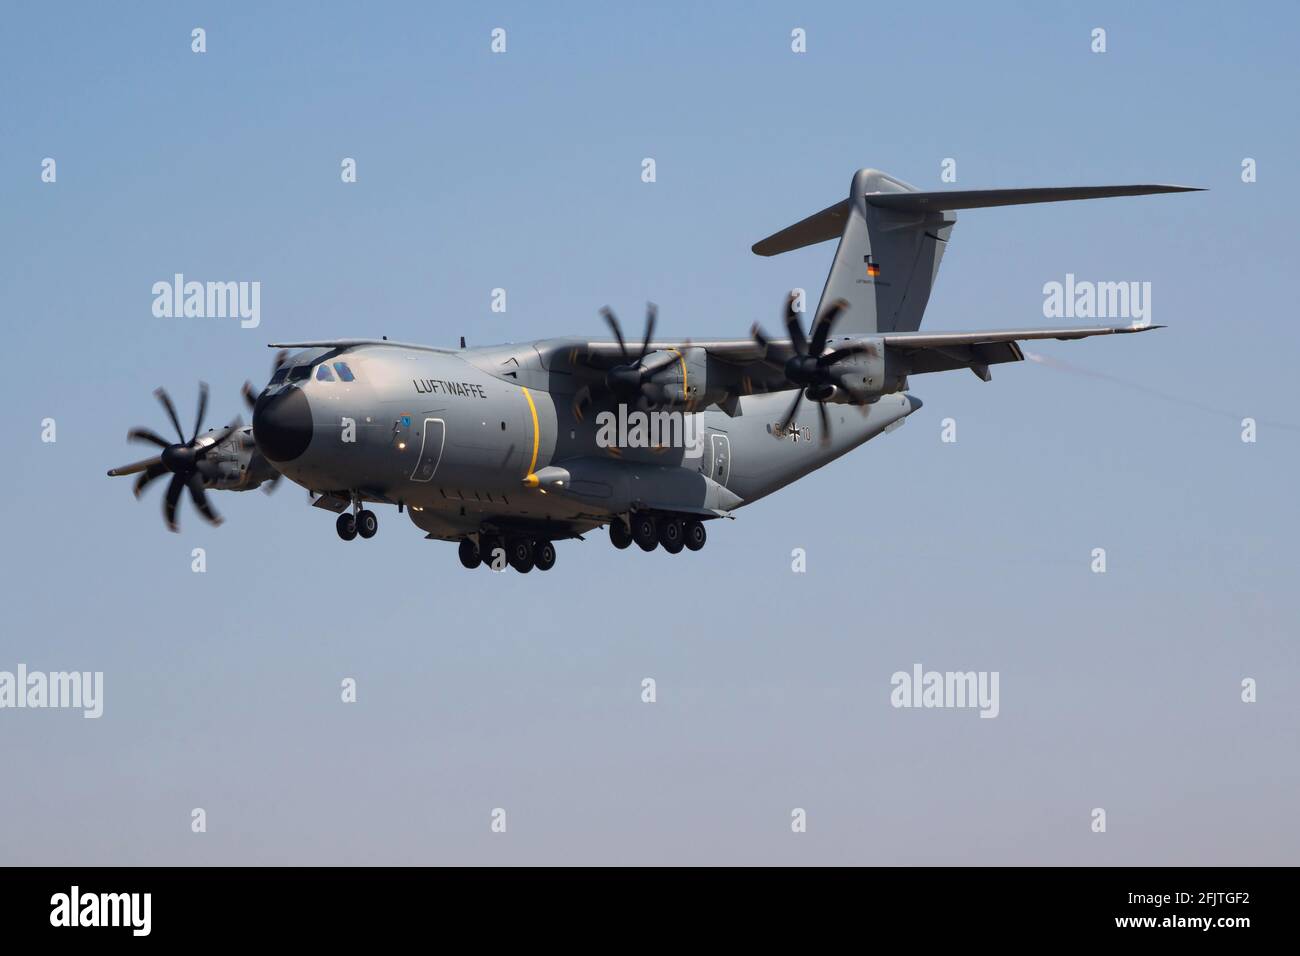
[254,387,313,462]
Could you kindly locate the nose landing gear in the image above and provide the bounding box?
[335,498,378,541]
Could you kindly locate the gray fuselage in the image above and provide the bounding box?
[251,341,920,542]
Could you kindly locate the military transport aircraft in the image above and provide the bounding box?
[108,168,1199,572]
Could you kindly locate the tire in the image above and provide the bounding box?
[534,540,556,571]
[458,538,481,569]
[632,514,658,552]
[684,519,706,551]
[336,512,357,541]
[356,509,378,539]
[609,521,632,550]
[507,537,535,573]
[659,519,684,554]
[481,536,505,570]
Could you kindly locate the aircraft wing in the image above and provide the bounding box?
[565,323,1159,388]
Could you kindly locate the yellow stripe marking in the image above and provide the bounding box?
[522,386,540,478]
[670,348,689,409]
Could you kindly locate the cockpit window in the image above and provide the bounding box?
[316,364,335,382]
[269,367,289,385]
[287,365,312,382]
[333,362,356,382]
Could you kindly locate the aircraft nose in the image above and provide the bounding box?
[253,386,313,462]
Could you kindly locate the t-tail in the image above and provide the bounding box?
[752,168,1202,336]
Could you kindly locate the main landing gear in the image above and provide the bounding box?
[336,502,378,541]
[610,515,706,554]
[458,535,558,573]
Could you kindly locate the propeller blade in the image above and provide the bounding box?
[133,462,167,497]
[190,381,209,443]
[751,324,789,373]
[639,303,657,361]
[187,475,223,526]
[820,343,873,365]
[262,472,282,494]
[571,384,593,422]
[242,381,258,411]
[154,387,186,443]
[163,474,185,532]
[783,296,808,355]
[195,418,244,458]
[809,299,848,357]
[600,307,630,361]
[107,455,163,477]
[639,350,680,377]
[817,399,832,444]
[271,349,288,374]
[128,427,170,449]
[777,390,803,436]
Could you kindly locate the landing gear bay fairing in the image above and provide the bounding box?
[108,169,1198,571]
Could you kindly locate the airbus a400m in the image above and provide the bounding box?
[107,168,1198,572]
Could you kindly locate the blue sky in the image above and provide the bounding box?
[1,1,1297,864]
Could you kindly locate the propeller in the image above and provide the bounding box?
[106,383,243,531]
[241,351,288,492]
[242,349,288,411]
[600,304,681,401]
[752,293,874,443]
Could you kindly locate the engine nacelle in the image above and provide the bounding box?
[640,347,726,410]
[195,427,280,491]
[825,338,909,402]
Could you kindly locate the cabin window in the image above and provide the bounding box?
[333,362,356,382]
[316,364,336,382]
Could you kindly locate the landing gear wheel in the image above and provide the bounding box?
[684,519,707,551]
[659,519,684,554]
[609,521,632,550]
[458,538,481,569]
[632,514,658,552]
[507,537,535,573]
[480,536,504,570]
[356,509,378,539]
[336,512,357,541]
[534,540,557,571]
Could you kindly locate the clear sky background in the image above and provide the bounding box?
[1,1,1296,865]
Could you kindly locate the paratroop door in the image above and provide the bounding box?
[709,433,730,487]
[410,418,446,482]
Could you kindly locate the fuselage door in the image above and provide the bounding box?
[410,418,446,482]
[709,433,731,487]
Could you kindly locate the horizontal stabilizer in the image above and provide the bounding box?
[751,183,1203,257]
[866,184,1202,213]
[752,200,850,257]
